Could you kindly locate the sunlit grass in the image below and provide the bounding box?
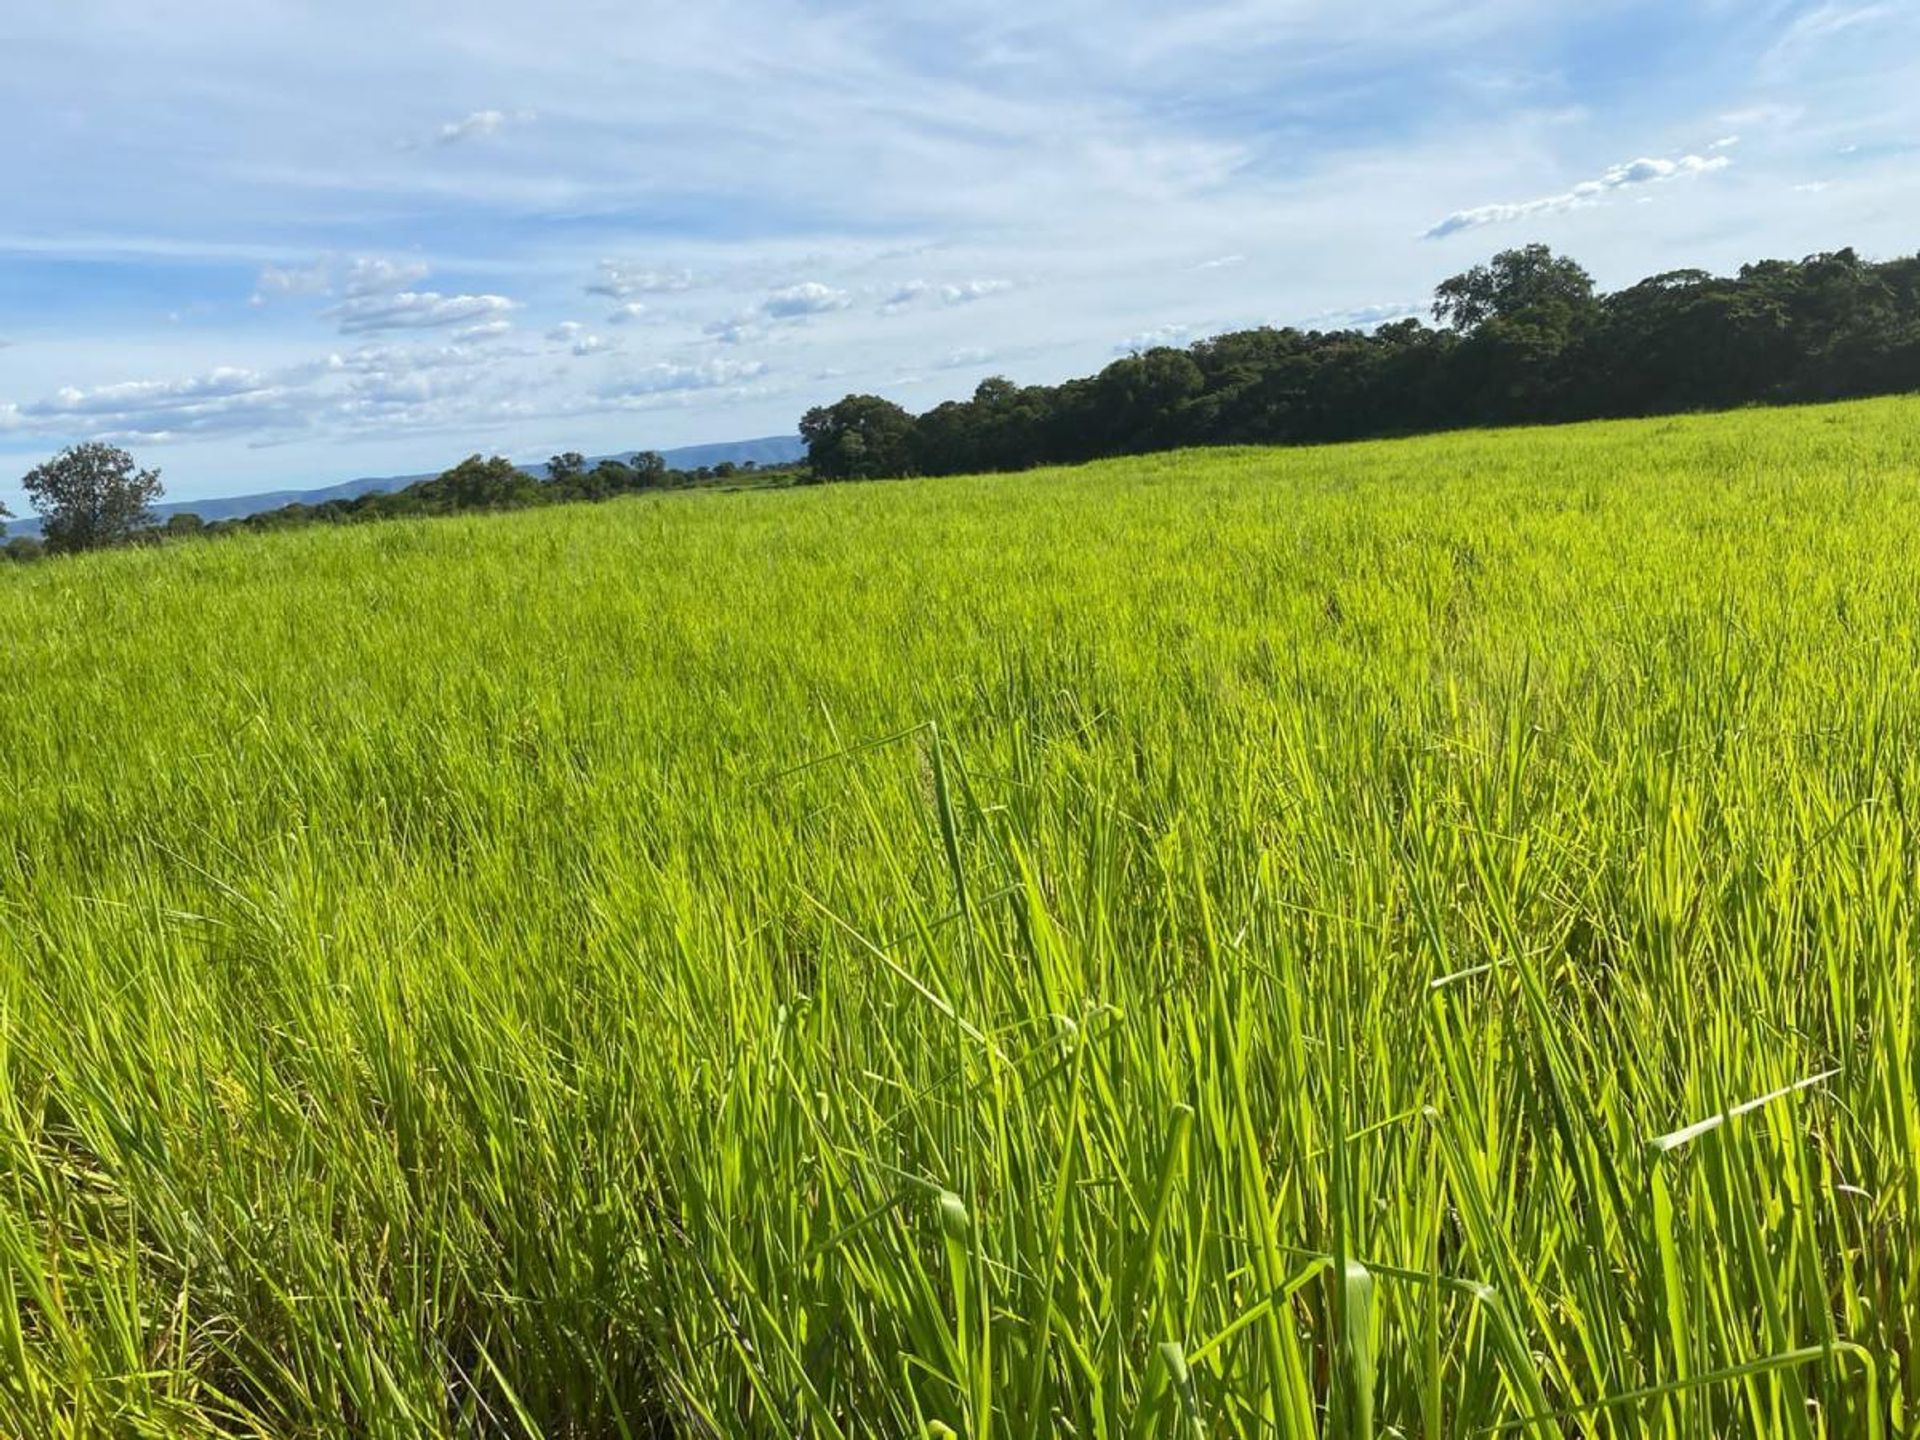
[3,398,1918,1435]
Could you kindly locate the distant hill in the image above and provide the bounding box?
[5,435,806,536]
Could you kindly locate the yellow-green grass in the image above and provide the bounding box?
[4,399,1919,1436]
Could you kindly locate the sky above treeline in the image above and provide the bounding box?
[3,0,1915,507]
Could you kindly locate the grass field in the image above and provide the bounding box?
[4,398,1919,1437]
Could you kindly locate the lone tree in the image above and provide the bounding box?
[631,451,668,486]
[799,394,915,481]
[22,443,164,553]
[425,454,540,511]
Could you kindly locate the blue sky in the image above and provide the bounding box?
[2,0,1915,508]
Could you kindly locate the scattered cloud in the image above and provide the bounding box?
[436,109,534,146]
[1115,323,1199,354]
[1709,135,1741,151]
[334,291,518,334]
[1719,103,1805,129]
[1423,152,1732,239]
[879,281,930,315]
[251,259,335,302]
[607,302,649,324]
[343,256,431,297]
[1766,2,1893,67]
[603,358,769,398]
[1311,301,1425,330]
[1194,254,1246,271]
[252,254,430,306]
[763,282,853,318]
[0,335,687,449]
[703,314,759,345]
[939,347,996,369]
[587,263,695,299]
[13,367,300,442]
[941,279,1015,305]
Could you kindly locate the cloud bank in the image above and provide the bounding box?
[1423,153,1733,239]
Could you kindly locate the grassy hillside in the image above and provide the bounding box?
[3,398,1918,1436]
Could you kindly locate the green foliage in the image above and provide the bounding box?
[420,453,544,511]
[800,393,917,480]
[20,441,164,553]
[2,398,1918,1435]
[1432,242,1597,331]
[806,243,1920,480]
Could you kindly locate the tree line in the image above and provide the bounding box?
[2,447,794,562]
[11,242,1920,563]
[799,243,1920,480]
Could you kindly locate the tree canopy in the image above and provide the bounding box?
[22,443,164,553]
[799,395,916,481]
[1431,243,1596,331]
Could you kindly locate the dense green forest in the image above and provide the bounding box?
[802,244,1920,478]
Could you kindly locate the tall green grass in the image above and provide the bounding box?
[3,399,1918,1435]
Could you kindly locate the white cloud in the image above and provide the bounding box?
[587,263,695,299]
[1195,254,1246,270]
[1115,323,1199,354]
[1709,135,1740,151]
[763,282,853,318]
[1311,300,1425,330]
[938,347,996,369]
[334,291,518,334]
[941,279,1015,305]
[454,319,515,341]
[436,109,534,145]
[343,256,431,296]
[1719,103,1805,129]
[252,260,335,302]
[879,281,930,314]
[703,314,760,345]
[606,302,649,324]
[1423,152,1732,238]
[252,254,432,305]
[1765,3,1893,71]
[15,367,300,441]
[604,359,769,397]
[542,322,616,356]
